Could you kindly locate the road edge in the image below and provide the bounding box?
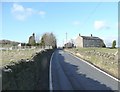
[66,51,120,83]
[49,52,54,91]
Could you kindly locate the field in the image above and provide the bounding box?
[0,47,42,67]
[65,47,119,79]
[75,47,117,53]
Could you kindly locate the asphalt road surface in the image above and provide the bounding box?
[50,50,119,91]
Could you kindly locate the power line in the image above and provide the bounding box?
[81,2,102,30]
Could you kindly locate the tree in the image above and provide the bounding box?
[36,43,40,46]
[112,40,116,48]
[40,32,57,48]
[35,33,41,43]
[40,35,45,48]
[70,39,75,47]
[48,33,57,48]
[26,43,31,46]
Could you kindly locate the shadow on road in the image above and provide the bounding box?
[56,51,114,91]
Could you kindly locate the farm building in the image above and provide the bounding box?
[28,33,36,46]
[75,34,105,48]
[64,42,74,48]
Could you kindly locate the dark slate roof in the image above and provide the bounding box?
[81,36,102,40]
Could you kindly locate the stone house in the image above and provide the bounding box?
[28,33,36,45]
[75,34,105,48]
[64,42,74,48]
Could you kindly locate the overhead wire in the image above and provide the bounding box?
[80,1,102,30]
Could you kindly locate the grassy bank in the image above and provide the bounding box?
[1,48,43,67]
[65,47,119,79]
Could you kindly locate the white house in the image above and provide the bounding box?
[75,34,105,48]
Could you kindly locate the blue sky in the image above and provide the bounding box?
[1,2,118,47]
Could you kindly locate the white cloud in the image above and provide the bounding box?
[12,3,24,12]
[94,20,110,30]
[11,3,34,21]
[11,3,47,20]
[38,11,46,18]
[38,11,46,15]
[73,21,80,26]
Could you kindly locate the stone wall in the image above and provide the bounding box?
[78,50,118,64]
[2,49,54,90]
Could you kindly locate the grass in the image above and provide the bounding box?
[0,48,42,67]
[75,47,118,54]
[65,47,119,79]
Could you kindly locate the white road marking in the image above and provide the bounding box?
[49,52,54,91]
[67,51,120,83]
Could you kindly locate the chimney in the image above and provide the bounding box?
[33,33,35,37]
[79,33,81,36]
[91,34,92,37]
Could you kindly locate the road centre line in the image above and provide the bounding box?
[49,52,54,91]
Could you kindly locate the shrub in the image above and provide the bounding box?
[112,40,116,48]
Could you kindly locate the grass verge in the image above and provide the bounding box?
[64,48,119,79]
[1,48,42,67]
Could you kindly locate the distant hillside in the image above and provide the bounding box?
[0,39,20,47]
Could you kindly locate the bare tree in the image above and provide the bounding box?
[35,33,41,43]
[40,32,57,48]
[48,33,56,48]
[70,39,75,45]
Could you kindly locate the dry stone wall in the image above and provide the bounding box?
[2,49,54,90]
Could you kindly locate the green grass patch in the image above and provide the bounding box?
[75,47,118,54]
[1,48,42,67]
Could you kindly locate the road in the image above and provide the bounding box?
[50,50,119,91]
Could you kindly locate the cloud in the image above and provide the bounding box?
[73,21,80,26]
[94,20,110,30]
[38,11,46,18]
[38,11,46,15]
[11,3,34,21]
[11,3,47,20]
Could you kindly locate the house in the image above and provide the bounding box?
[28,33,36,46]
[64,42,74,48]
[75,34,105,48]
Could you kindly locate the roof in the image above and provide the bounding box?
[81,36,102,40]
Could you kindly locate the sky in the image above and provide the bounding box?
[1,1,119,47]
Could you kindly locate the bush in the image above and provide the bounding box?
[112,40,116,48]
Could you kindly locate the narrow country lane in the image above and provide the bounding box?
[50,50,119,91]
